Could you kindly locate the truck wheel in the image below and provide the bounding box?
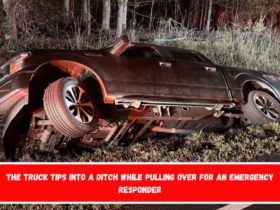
[242,90,280,125]
[43,77,98,138]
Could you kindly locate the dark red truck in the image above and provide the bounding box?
[0,35,279,158]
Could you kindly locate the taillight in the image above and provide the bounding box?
[0,52,30,75]
[10,63,17,75]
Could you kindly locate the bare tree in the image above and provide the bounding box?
[63,0,71,20]
[276,12,280,30]
[102,0,110,30]
[199,0,205,30]
[188,0,199,28]
[149,0,155,30]
[87,0,91,36]
[192,0,199,28]
[81,0,86,26]
[131,0,138,41]
[216,5,226,27]
[206,0,212,31]
[116,0,124,37]
[81,0,91,36]
[3,0,17,40]
[122,0,128,30]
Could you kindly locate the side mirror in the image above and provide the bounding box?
[109,35,130,56]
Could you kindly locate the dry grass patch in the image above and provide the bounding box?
[11,123,279,163]
[0,204,125,210]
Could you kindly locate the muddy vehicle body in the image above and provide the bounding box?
[1,35,280,158]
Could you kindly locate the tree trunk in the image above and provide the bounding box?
[132,0,137,29]
[174,0,179,21]
[81,0,87,27]
[94,0,99,20]
[81,0,86,26]
[194,0,201,28]
[277,11,280,31]
[122,0,128,31]
[131,0,137,41]
[102,0,110,30]
[199,0,204,30]
[192,0,198,28]
[116,0,124,37]
[205,0,212,31]
[149,0,155,30]
[63,0,71,20]
[3,0,17,40]
[81,0,91,35]
[215,5,226,27]
[203,1,208,30]
[87,0,91,36]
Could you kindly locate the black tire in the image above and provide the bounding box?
[242,90,280,125]
[43,77,98,138]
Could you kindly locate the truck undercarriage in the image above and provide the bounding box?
[20,101,240,157]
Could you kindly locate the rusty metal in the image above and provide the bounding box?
[23,109,68,153]
[131,120,154,142]
[149,126,194,135]
[103,122,119,142]
[107,119,136,148]
[40,125,52,143]
[78,120,119,146]
[50,60,85,78]
[223,112,245,118]
[112,106,216,121]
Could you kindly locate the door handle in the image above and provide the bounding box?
[159,62,172,67]
[205,67,216,72]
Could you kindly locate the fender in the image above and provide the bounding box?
[25,51,116,104]
[0,51,115,150]
[219,66,280,103]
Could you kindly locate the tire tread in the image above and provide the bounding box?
[43,78,95,138]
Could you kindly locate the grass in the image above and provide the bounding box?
[0,204,126,210]
[0,122,277,163]
[153,30,280,74]
[44,123,280,162]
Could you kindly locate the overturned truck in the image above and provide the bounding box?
[1,35,280,158]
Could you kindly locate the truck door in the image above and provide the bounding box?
[165,47,232,102]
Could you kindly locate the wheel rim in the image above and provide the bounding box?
[254,94,279,119]
[65,85,94,123]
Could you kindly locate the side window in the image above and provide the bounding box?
[168,50,203,63]
[122,47,161,58]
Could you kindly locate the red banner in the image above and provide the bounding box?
[0,163,279,202]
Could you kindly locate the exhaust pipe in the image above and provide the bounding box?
[149,126,193,135]
[149,126,210,135]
